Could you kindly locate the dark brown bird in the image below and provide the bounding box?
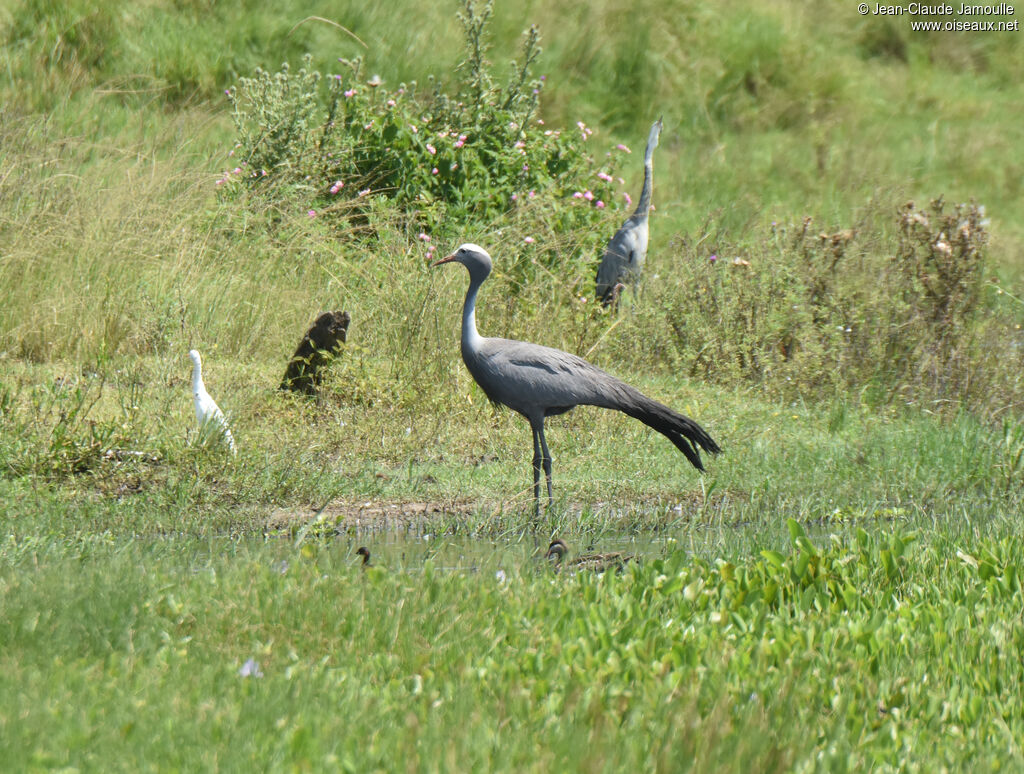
[544,539,634,573]
[433,244,720,517]
[355,546,371,566]
[280,310,351,395]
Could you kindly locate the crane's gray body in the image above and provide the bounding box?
[595,118,663,307]
[436,243,719,516]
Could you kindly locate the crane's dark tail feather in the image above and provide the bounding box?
[617,391,721,471]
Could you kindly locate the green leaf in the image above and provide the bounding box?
[760,550,785,569]
[786,518,806,542]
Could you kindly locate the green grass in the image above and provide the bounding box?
[3,519,1024,770]
[2,0,1024,768]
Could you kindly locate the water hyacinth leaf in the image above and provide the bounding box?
[659,573,685,596]
[889,534,905,559]
[856,527,870,552]
[879,549,894,579]
[840,585,860,610]
[1001,564,1018,592]
[793,552,810,582]
[760,549,785,569]
[795,536,819,557]
[786,518,806,542]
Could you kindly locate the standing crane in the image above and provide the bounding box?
[595,118,663,308]
[188,349,237,454]
[433,244,719,517]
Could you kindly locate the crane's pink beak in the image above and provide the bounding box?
[431,253,457,267]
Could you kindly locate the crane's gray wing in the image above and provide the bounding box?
[467,338,626,416]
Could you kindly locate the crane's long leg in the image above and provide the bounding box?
[531,423,543,518]
[537,423,554,508]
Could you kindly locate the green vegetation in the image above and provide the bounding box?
[1,0,1023,769]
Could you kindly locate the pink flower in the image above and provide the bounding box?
[511,193,518,201]
[616,144,631,153]
[514,141,525,149]
[387,99,396,107]
[431,168,439,175]
[596,200,605,208]
[709,254,718,263]
[597,172,613,182]
[528,190,536,198]
[524,236,535,244]
[358,188,370,196]
[537,119,545,125]
[308,210,316,218]
[418,233,431,241]
[583,190,594,201]
[344,88,356,98]
[454,134,467,148]
[623,192,632,206]
[573,192,584,199]
[410,125,418,134]
[426,143,436,155]
[363,122,374,130]
[330,180,344,194]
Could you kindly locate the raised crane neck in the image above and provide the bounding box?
[632,118,662,218]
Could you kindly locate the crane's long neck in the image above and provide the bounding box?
[633,148,655,219]
[460,274,485,358]
[191,363,205,395]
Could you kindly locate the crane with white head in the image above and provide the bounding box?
[433,243,719,517]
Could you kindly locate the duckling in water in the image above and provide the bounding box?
[544,538,634,573]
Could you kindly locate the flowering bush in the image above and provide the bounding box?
[223,0,628,263]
